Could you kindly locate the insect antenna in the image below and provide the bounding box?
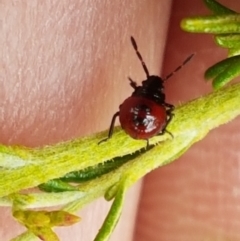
[163,53,195,81]
[130,36,150,78]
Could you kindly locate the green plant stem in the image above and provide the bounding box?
[1,83,240,199]
[94,184,126,241]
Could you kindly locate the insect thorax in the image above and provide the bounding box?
[131,76,165,105]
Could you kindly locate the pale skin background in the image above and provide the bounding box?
[0,0,240,241]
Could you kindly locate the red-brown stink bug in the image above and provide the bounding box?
[99,36,194,147]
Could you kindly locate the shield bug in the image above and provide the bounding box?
[100,36,194,146]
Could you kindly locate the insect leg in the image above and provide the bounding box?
[164,103,175,112]
[98,112,120,144]
[128,77,138,89]
[158,103,174,138]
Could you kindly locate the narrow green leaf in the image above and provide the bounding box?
[204,55,240,88]
[38,180,78,192]
[212,60,240,88]
[13,210,50,227]
[1,192,85,209]
[48,211,80,227]
[228,47,240,57]
[181,15,240,34]
[10,233,37,241]
[60,146,153,183]
[205,55,240,79]
[13,210,80,240]
[28,227,59,241]
[203,0,237,14]
[215,34,240,48]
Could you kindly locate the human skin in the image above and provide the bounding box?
[0,0,170,240]
[0,0,240,241]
